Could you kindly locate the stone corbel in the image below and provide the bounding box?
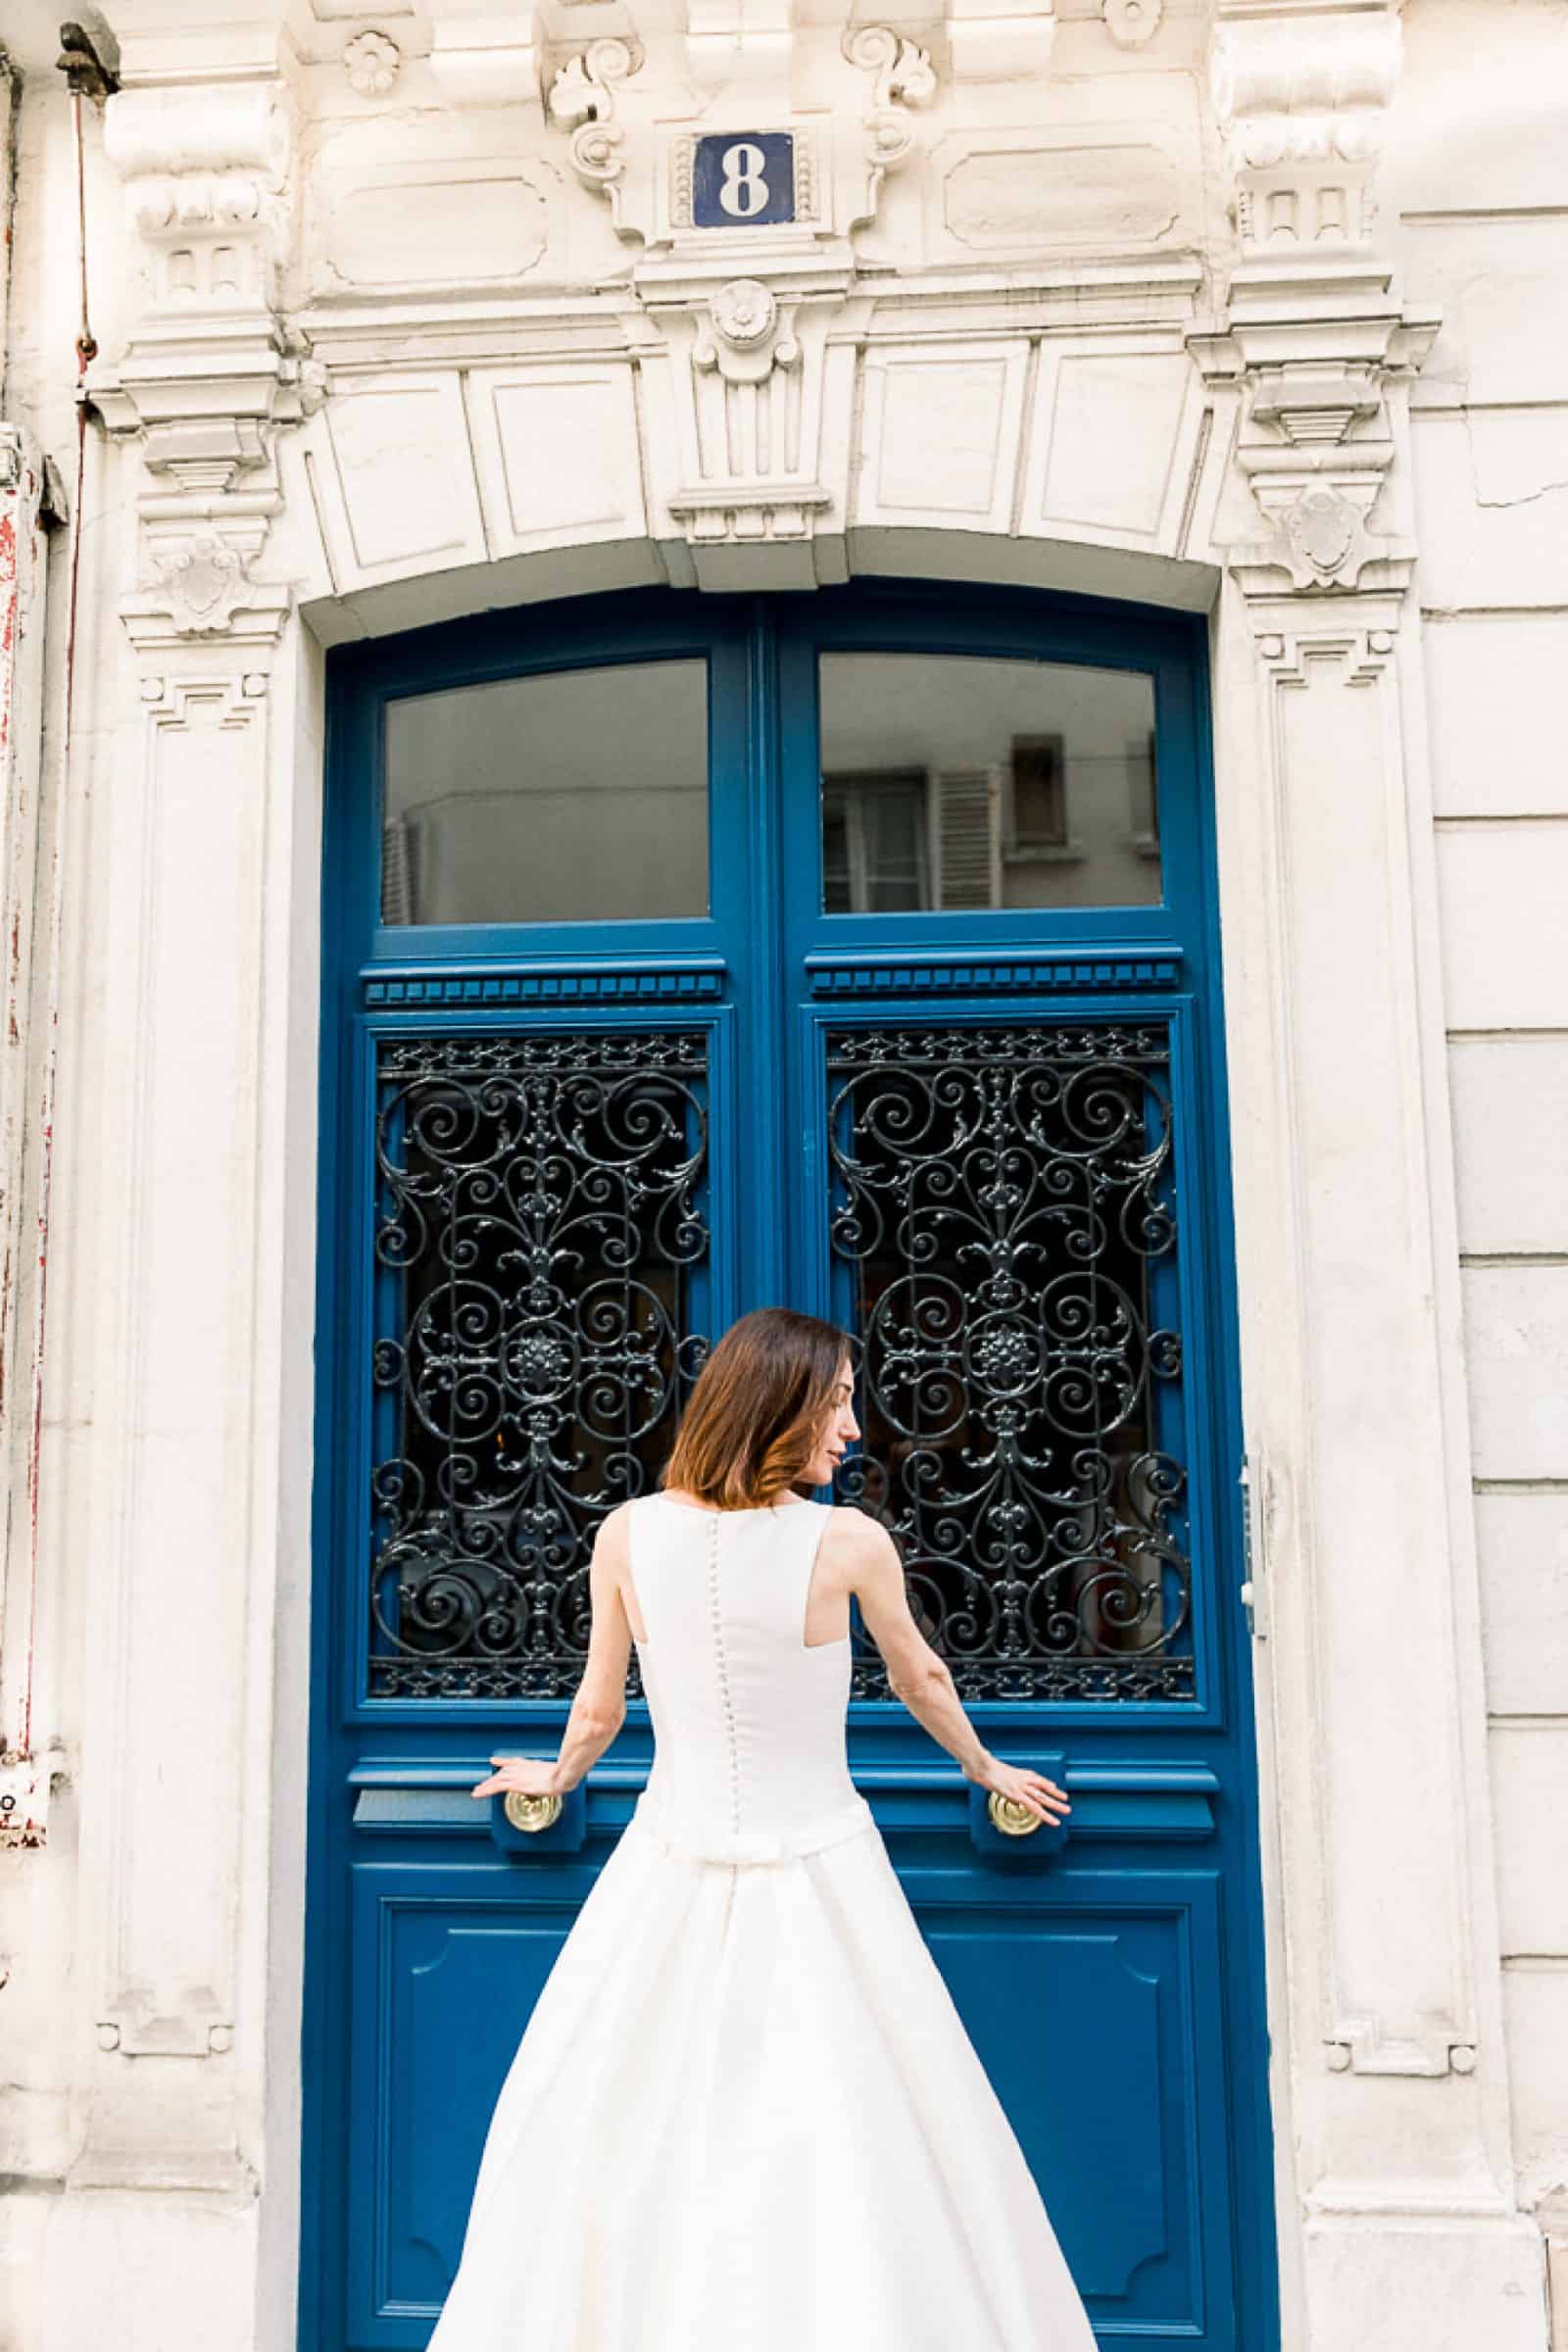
[99,79,296,470]
[1195,0,1437,599]
[94,57,317,646]
[99,70,291,322]
[1210,0,1403,286]
[1190,311,1437,594]
[843,26,937,221]
[646,270,843,585]
[547,39,642,232]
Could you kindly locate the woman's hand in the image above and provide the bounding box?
[471,1753,564,1801]
[968,1753,1071,1825]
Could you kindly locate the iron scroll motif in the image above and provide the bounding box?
[828,1022,1193,1702]
[368,1029,710,1699]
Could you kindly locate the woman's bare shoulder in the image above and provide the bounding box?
[593,1498,640,1554]
[821,1503,901,1575]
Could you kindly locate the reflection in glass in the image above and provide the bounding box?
[819,654,1160,911]
[382,660,709,925]
[822,772,929,912]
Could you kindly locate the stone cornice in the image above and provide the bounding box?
[291,255,1207,369]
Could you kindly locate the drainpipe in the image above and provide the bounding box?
[0,19,116,1848]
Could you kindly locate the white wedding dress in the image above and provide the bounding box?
[427,1493,1098,2351]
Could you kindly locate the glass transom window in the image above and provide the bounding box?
[382,660,710,926]
[819,654,1160,912]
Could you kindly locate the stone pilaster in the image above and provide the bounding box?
[1196,5,1544,2342]
[42,21,318,2348]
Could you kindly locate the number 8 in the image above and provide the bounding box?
[718,142,769,220]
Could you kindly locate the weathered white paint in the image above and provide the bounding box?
[1476,1492,1568,1723]
[0,0,1563,2347]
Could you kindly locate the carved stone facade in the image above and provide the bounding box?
[1,1,1565,2348]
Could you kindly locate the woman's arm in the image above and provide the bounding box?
[845,1512,1070,1828]
[472,1507,634,1802]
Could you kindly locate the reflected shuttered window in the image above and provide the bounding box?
[819,654,1161,911]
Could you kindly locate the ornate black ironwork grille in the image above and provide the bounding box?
[367,1029,710,1699]
[828,1022,1193,1702]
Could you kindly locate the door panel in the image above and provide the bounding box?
[349,1855,601,2342]
[920,1885,1217,2331]
[346,1845,1230,2345]
[306,585,1277,2352]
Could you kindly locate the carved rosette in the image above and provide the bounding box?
[343,30,401,97]
[694,280,801,386]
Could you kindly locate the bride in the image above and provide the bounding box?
[431,1305,1099,2350]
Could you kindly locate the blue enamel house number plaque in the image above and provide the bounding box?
[692,131,796,226]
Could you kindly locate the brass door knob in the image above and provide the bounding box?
[987,1791,1044,1837]
[503,1791,564,1834]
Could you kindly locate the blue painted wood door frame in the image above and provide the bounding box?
[301,581,1280,2352]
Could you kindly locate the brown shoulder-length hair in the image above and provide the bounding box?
[661,1307,851,1509]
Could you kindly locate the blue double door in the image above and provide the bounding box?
[304,584,1277,2349]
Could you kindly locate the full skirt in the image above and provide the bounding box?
[427,1808,1097,2351]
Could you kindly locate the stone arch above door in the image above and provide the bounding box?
[111,292,1250,652]
[285,320,1221,636]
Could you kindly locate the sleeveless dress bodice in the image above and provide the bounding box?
[628,1494,876,1866]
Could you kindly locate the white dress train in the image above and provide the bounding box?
[427,1493,1099,2352]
